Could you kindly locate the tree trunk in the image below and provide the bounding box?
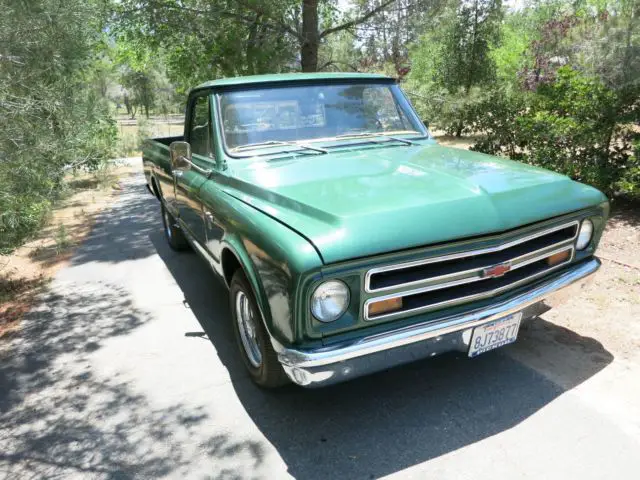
[124,94,131,116]
[466,0,479,93]
[458,0,479,138]
[246,13,262,75]
[301,0,319,72]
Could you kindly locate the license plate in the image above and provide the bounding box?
[468,312,522,357]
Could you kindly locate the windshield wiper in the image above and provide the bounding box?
[333,131,420,145]
[231,140,327,154]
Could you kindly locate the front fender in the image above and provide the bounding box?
[221,236,277,335]
[215,195,324,347]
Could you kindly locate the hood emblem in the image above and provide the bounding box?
[482,262,512,278]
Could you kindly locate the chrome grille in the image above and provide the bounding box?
[364,221,578,321]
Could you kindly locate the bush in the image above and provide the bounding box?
[466,91,528,157]
[471,68,638,196]
[405,83,497,136]
[0,0,117,254]
[615,138,640,199]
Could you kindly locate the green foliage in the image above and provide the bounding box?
[135,118,153,151]
[407,0,504,135]
[615,139,640,197]
[2,0,638,260]
[54,224,72,254]
[471,67,637,195]
[115,40,176,119]
[0,0,117,254]
[350,0,445,75]
[121,70,157,119]
[465,90,528,157]
[115,0,300,93]
[490,11,532,88]
[407,86,495,136]
[469,1,640,199]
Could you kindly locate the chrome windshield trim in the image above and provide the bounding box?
[216,82,428,160]
[278,257,599,369]
[363,246,574,321]
[364,220,579,293]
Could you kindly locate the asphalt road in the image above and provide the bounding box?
[1,170,639,479]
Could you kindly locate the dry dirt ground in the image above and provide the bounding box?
[0,163,138,336]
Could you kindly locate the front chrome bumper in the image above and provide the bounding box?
[276,257,600,387]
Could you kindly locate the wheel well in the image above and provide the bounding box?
[150,176,161,200]
[221,248,242,286]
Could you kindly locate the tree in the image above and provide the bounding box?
[0,0,116,253]
[116,40,166,119]
[354,0,446,76]
[408,0,504,135]
[298,0,400,71]
[471,1,640,198]
[120,71,155,119]
[116,0,412,77]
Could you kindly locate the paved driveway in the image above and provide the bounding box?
[1,171,639,479]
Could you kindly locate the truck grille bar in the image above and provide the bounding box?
[364,221,579,321]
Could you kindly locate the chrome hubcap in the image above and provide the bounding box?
[235,290,262,368]
[163,209,172,240]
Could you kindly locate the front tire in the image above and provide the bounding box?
[161,202,189,251]
[230,270,289,388]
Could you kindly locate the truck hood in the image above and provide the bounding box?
[223,141,606,264]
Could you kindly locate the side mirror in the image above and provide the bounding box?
[422,119,430,129]
[170,141,192,171]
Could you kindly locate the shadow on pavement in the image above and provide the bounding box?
[68,176,160,266]
[153,231,614,480]
[1,177,271,478]
[0,236,256,478]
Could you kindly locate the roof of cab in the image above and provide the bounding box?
[194,72,393,90]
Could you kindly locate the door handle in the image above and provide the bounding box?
[204,210,214,226]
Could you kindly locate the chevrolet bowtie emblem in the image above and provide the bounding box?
[482,262,511,278]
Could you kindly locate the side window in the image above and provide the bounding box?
[189,95,212,157]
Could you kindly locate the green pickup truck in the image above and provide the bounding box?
[143,72,608,388]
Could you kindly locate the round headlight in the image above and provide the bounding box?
[311,280,350,323]
[576,219,594,250]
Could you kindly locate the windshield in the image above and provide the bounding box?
[218,82,426,154]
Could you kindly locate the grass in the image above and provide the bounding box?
[0,275,49,337]
[116,117,184,157]
[54,224,72,254]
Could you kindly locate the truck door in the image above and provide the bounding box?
[174,92,214,245]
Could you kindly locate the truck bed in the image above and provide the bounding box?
[152,135,184,147]
[142,136,184,196]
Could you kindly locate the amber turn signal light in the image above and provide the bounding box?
[368,297,403,318]
[547,250,571,266]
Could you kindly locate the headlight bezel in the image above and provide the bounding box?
[576,218,594,250]
[310,279,350,323]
